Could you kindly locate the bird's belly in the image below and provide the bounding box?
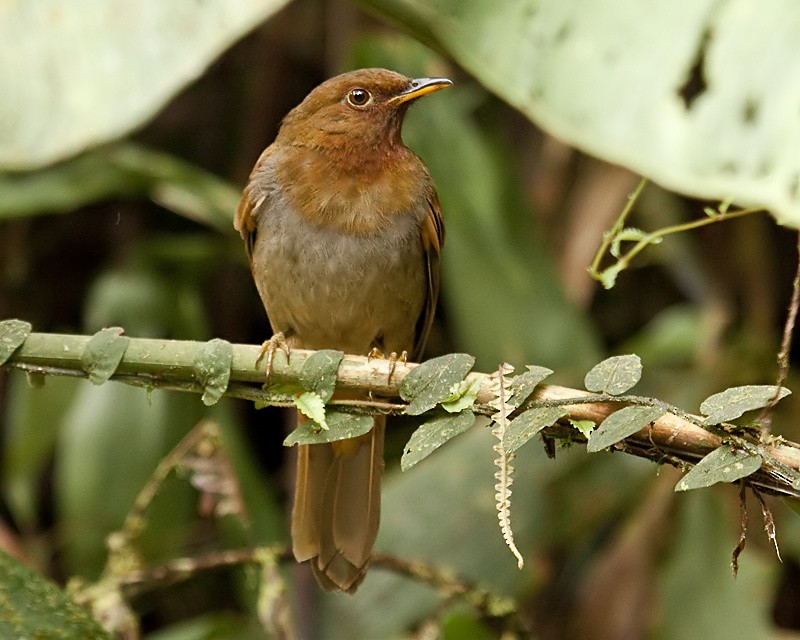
[251,205,426,355]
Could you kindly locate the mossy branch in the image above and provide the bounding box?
[3,329,800,498]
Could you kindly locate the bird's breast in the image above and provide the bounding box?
[275,144,428,234]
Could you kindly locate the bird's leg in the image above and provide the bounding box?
[256,331,291,387]
[367,348,408,385]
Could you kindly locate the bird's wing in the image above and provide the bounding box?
[414,188,445,359]
[233,145,277,263]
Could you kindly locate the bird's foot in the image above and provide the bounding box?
[256,332,291,387]
[367,348,408,385]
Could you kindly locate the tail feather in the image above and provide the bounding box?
[291,414,385,592]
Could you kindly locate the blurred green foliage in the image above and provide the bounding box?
[1,1,800,639]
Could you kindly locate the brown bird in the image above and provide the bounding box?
[234,68,451,592]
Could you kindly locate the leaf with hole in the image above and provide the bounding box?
[584,354,642,395]
[675,446,762,491]
[700,385,791,424]
[587,403,667,452]
[401,410,476,471]
[400,353,475,415]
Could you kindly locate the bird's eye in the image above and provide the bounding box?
[346,88,371,107]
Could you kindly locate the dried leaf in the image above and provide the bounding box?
[507,365,553,408]
[283,411,373,446]
[675,445,762,492]
[587,403,667,452]
[700,385,791,424]
[584,354,642,395]
[401,410,475,471]
[193,338,232,406]
[299,349,343,403]
[0,319,32,365]
[440,377,481,413]
[399,353,476,415]
[292,392,327,429]
[732,483,747,576]
[754,489,782,562]
[80,326,129,385]
[504,406,568,453]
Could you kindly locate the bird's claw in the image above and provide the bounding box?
[256,332,291,387]
[367,348,408,385]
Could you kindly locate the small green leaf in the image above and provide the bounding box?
[0,319,32,365]
[283,411,374,446]
[0,549,111,639]
[400,353,476,415]
[504,406,568,453]
[584,354,642,395]
[401,410,475,471]
[193,338,233,406]
[587,403,667,452]
[80,326,129,384]
[570,418,595,439]
[441,377,481,413]
[675,446,762,491]
[293,392,327,429]
[508,365,553,408]
[299,349,344,403]
[700,385,791,424]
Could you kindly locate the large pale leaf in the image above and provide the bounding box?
[363,0,800,226]
[0,0,288,169]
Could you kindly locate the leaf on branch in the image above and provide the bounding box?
[440,377,481,413]
[504,406,568,454]
[80,326,130,385]
[193,338,233,406]
[399,353,476,415]
[587,403,667,452]
[675,445,763,492]
[570,418,595,439]
[292,392,328,430]
[299,349,343,403]
[488,364,524,569]
[283,411,373,446]
[507,365,553,408]
[700,385,791,424]
[0,318,32,365]
[401,410,476,471]
[584,354,642,395]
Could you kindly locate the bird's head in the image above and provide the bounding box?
[277,68,452,157]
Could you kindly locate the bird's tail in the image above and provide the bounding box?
[291,413,384,593]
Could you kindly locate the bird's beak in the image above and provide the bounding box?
[389,77,453,105]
